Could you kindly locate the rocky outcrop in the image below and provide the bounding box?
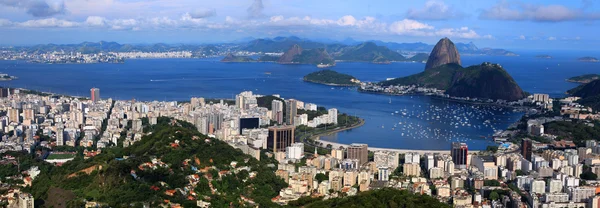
[277,44,303,63]
[425,37,461,70]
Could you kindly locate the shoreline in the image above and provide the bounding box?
[358,89,530,109]
[303,79,360,87]
[310,118,365,140]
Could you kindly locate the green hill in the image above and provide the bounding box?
[334,42,406,63]
[381,62,526,101]
[407,53,429,62]
[221,53,255,62]
[25,117,286,207]
[303,70,359,86]
[568,80,600,111]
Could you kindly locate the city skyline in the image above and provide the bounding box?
[0,0,597,50]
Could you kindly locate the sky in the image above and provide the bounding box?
[0,0,598,50]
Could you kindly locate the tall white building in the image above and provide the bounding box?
[286,143,304,160]
[531,180,546,194]
[328,108,338,124]
[378,166,390,181]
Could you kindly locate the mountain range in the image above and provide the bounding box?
[5,36,517,57]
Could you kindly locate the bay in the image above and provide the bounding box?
[0,49,599,150]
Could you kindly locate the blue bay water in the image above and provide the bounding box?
[1,49,599,150]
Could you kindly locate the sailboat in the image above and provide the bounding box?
[389,98,392,104]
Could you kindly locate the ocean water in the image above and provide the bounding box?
[1,49,599,150]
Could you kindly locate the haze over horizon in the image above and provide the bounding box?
[0,0,598,50]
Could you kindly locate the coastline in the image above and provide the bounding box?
[302,79,359,87]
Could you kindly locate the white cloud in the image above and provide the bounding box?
[18,18,79,28]
[547,36,556,41]
[188,8,217,19]
[388,19,433,35]
[0,0,67,17]
[406,1,465,20]
[85,16,106,27]
[0,18,13,27]
[0,15,488,39]
[480,1,600,22]
[518,35,525,40]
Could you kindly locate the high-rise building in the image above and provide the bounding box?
[90,88,100,102]
[378,166,390,181]
[286,143,304,160]
[328,108,338,124]
[267,125,295,152]
[347,143,368,165]
[522,139,532,161]
[8,108,19,124]
[56,126,65,146]
[452,142,468,169]
[286,99,298,125]
[239,118,259,134]
[271,100,284,125]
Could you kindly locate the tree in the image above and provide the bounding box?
[315,173,328,183]
[489,191,500,201]
[580,171,598,180]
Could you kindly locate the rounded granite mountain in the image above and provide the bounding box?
[425,37,461,70]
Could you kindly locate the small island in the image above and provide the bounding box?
[535,55,552,59]
[578,57,599,62]
[0,73,17,81]
[567,74,600,84]
[303,70,360,86]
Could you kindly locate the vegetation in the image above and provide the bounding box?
[220,53,255,62]
[258,55,280,62]
[256,95,286,111]
[24,117,287,207]
[291,48,335,65]
[380,62,526,101]
[301,188,449,208]
[298,107,328,120]
[303,70,359,86]
[544,121,600,147]
[568,80,600,111]
[580,171,598,180]
[566,74,600,84]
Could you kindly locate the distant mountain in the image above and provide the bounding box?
[277,44,334,65]
[334,42,406,63]
[425,38,461,70]
[220,53,254,62]
[241,37,330,52]
[407,53,429,62]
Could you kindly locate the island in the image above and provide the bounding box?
[567,74,600,84]
[535,55,552,59]
[578,57,599,62]
[0,73,17,81]
[303,70,360,86]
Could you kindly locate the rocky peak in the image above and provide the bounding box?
[425,37,461,70]
[277,44,303,63]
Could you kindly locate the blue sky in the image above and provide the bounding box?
[0,0,598,50]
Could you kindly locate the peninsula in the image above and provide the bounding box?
[360,37,526,101]
[567,74,600,84]
[303,70,360,86]
[578,57,599,62]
